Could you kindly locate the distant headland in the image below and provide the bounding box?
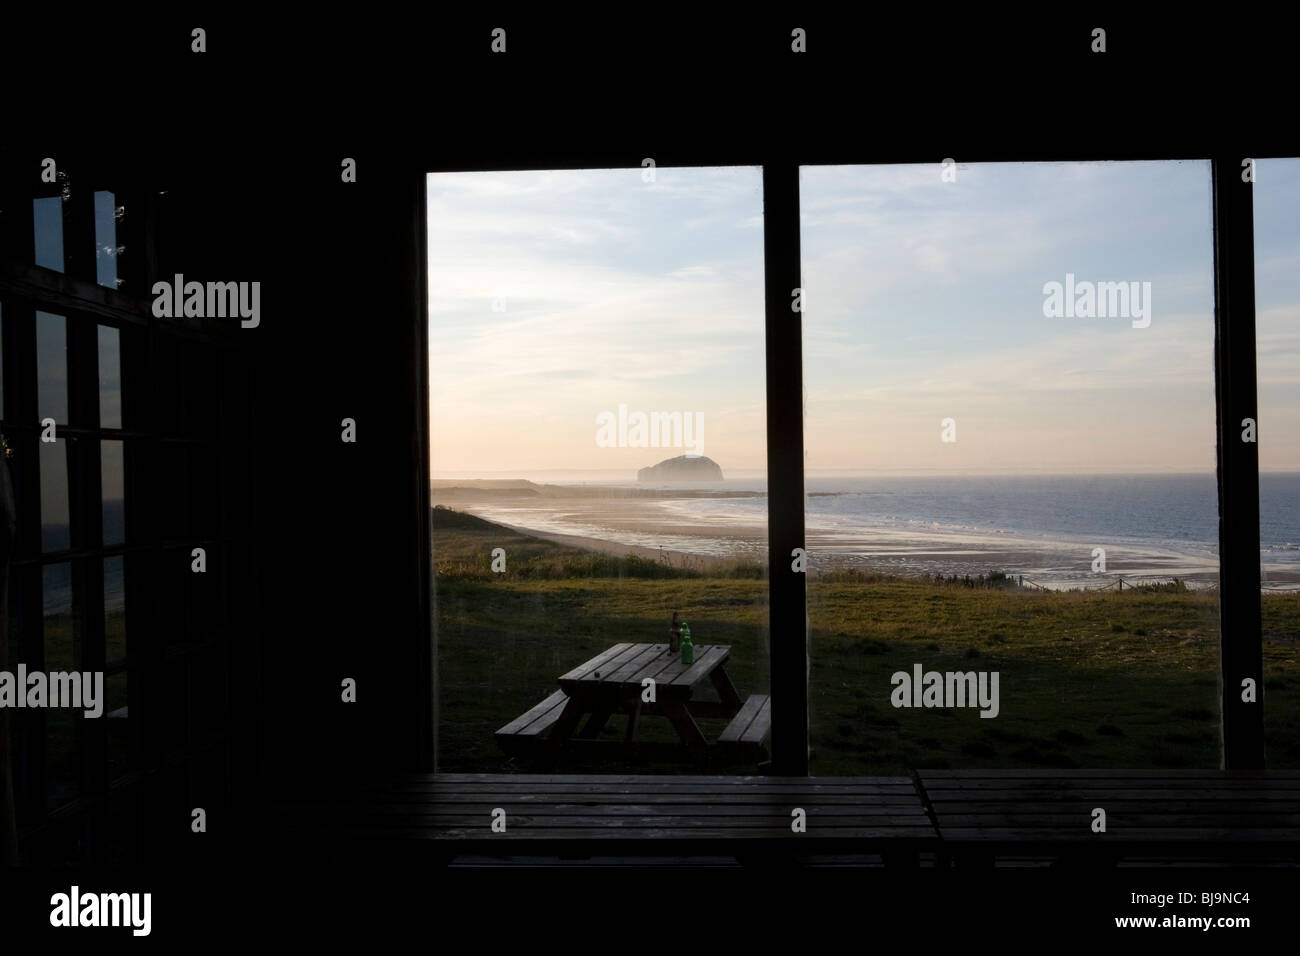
[637,454,724,483]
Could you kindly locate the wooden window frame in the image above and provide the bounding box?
[0,171,246,858]
[421,155,1267,776]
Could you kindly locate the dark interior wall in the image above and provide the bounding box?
[123,145,434,814]
[243,153,432,792]
[0,128,432,858]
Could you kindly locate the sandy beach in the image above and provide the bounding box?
[428,480,1288,589]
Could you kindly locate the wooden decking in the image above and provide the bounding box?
[353,773,936,859]
[342,770,1300,865]
[919,769,1300,864]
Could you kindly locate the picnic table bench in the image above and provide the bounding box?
[496,642,771,769]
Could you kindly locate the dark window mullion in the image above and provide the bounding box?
[13,563,44,822]
[1212,157,1265,770]
[62,174,96,287]
[72,316,109,805]
[763,163,809,775]
[134,320,165,773]
[8,302,46,819]
[4,170,38,267]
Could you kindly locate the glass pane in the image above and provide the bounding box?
[105,556,129,780]
[98,325,122,429]
[40,438,70,552]
[33,197,65,272]
[801,161,1220,774]
[36,311,68,425]
[102,439,125,545]
[1254,157,1300,768]
[428,167,769,774]
[105,556,125,663]
[43,562,79,810]
[94,190,120,289]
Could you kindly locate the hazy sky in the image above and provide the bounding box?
[1254,158,1300,472]
[427,161,1300,477]
[427,166,766,476]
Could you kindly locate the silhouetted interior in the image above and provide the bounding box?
[0,147,431,866]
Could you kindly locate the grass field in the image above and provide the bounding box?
[433,506,1300,775]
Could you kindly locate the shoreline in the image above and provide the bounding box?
[463,516,753,572]
[431,487,1300,591]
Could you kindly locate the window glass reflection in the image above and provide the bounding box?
[40,439,70,553]
[98,325,122,429]
[102,440,125,545]
[94,190,120,289]
[106,556,129,780]
[43,562,78,809]
[36,311,68,425]
[33,197,64,272]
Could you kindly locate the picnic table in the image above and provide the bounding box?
[496,642,771,769]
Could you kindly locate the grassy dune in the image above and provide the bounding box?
[433,507,1300,775]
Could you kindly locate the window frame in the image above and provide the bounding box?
[421,155,1268,775]
[0,170,247,857]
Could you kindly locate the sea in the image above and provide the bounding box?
[503,472,1300,591]
[38,557,126,617]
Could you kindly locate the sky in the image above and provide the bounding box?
[1254,158,1300,472]
[427,161,1300,478]
[426,166,766,476]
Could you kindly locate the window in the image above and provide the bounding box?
[36,311,67,426]
[0,160,250,864]
[98,325,122,430]
[93,191,120,290]
[33,197,65,274]
[427,166,770,773]
[420,159,1279,781]
[1254,157,1300,768]
[800,161,1222,772]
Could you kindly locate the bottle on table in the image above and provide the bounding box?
[680,621,693,665]
[669,611,681,654]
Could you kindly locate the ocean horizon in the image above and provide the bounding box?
[440,472,1300,590]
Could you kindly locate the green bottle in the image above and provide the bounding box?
[680,622,693,665]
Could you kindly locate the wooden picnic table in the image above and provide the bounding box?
[497,642,770,769]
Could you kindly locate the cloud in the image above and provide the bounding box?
[425,160,1300,473]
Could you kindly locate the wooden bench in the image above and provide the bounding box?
[350,773,938,863]
[494,690,570,757]
[718,694,771,760]
[919,769,1300,865]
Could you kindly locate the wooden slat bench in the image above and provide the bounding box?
[919,769,1300,865]
[494,690,570,757]
[718,694,772,759]
[350,773,938,863]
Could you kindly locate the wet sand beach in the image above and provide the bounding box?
[430,483,1267,589]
